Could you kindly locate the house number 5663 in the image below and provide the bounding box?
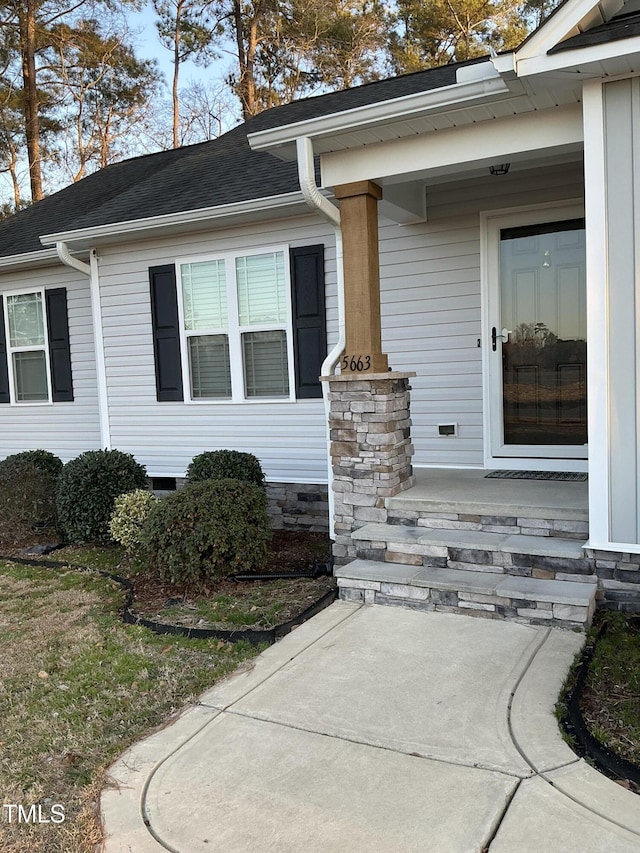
[341,354,372,371]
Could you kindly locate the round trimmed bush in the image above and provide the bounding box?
[186,450,265,488]
[139,478,270,587]
[109,489,159,554]
[56,449,147,543]
[7,449,63,481]
[0,449,63,541]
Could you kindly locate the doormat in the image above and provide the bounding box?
[485,470,587,481]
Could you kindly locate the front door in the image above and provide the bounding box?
[486,209,587,464]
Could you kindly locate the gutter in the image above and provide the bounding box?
[249,70,510,153]
[56,242,110,450]
[295,137,344,540]
[40,191,307,248]
[0,247,59,271]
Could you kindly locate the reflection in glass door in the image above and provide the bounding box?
[499,219,587,447]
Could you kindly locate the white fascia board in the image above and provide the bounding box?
[516,35,640,76]
[39,191,307,248]
[0,247,61,271]
[516,0,625,61]
[247,71,512,153]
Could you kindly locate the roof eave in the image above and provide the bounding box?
[515,0,626,61]
[0,247,62,271]
[516,32,640,76]
[39,191,309,249]
[247,65,513,156]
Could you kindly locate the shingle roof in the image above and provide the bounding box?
[246,61,480,132]
[0,58,493,261]
[548,10,640,54]
[0,123,302,258]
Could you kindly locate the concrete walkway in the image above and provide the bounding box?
[101,603,640,852]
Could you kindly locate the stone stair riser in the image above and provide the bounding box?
[387,510,589,540]
[338,581,593,630]
[353,541,596,584]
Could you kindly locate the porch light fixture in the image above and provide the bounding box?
[489,163,510,175]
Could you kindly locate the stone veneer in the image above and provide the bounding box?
[266,482,329,532]
[387,509,590,540]
[324,372,416,565]
[155,478,328,532]
[338,580,595,630]
[587,548,640,613]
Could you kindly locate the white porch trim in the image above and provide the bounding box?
[321,104,583,187]
[582,80,611,550]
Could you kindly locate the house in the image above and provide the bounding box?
[1,0,639,624]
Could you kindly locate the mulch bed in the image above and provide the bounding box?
[1,529,336,636]
[127,530,334,632]
[560,612,640,793]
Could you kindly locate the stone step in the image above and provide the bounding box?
[335,559,597,629]
[385,480,589,523]
[384,489,589,539]
[351,523,594,583]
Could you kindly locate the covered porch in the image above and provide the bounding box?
[246,3,640,618]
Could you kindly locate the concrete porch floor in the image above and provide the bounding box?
[390,468,589,521]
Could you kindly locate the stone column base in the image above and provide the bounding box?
[322,372,416,564]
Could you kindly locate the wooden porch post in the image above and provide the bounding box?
[334,180,388,373]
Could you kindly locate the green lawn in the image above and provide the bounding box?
[0,558,260,853]
[580,612,640,769]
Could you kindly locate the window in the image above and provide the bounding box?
[0,287,73,406]
[4,290,51,403]
[149,244,325,403]
[177,248,293,402]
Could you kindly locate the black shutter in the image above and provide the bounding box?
[290,245,326,399]
[46,288,74,402]
[149,264,183,402]
[0,299,9,403]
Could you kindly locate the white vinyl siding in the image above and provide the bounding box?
[97,214,336,481]
[0,265,101,459]
[94,165,583,480]
[378,162,584,469]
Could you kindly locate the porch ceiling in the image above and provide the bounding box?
[377,155,584,224]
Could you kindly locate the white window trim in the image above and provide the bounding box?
[175,244,296,404]
[2,286,53,406]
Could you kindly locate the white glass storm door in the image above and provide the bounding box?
[488,215,587,461]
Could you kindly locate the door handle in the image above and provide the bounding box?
[491,327,512,351]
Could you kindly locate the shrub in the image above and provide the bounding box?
[7,449,63,482]
[0,450,63,542]
[186,450,265,488]
[56,449,147,544]
[139,478,270,587]
[109,489,159,554]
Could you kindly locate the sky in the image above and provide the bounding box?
[127,1,226,94]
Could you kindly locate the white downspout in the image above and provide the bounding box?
[295,137,345,540]
[56,242,111,449]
